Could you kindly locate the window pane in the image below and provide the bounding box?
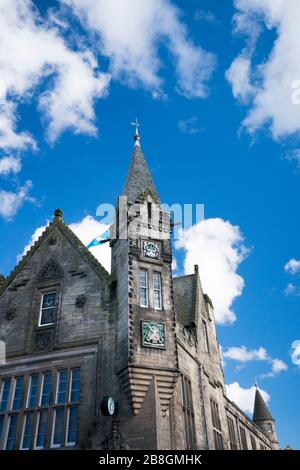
[0,415,4,443]
[56,370,68,404]
[21,413,34,450]
[40,308,55,326]
[42,292,56,308]
[27,374,39,408]
[214,430,223,450]
[240,427,248,450]
[154,290,162,310]
[203,321,209,353]
[140,288,148,308]
[153,272,162,310]
[5,415,18,450]
[67,406,78,445]
[70,369,80,402]
[153,272,160,289]
[52,408,65,447]
[181,376,195,450]
[139,270,147,288]
[139,270,148,308]
[0,379,11,412]
[40,292,56,325]
[12,376,24,410]
[227,416,237,450]
[35,411,47,449]
[40,372,52,406]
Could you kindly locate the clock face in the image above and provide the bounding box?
[107,396,115,415]
[143,241,160,260]
[101,396,116,416]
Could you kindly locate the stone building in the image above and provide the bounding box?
[0,131,279,450]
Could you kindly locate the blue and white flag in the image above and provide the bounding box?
[87,228,110,248]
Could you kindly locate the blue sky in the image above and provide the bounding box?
[0,0,300,449]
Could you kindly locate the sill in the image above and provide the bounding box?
[38,323,54,328]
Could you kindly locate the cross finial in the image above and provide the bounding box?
[255,377,258,389]
[131,118,141,146]
[131,118,140,135]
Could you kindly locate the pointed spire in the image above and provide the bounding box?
[124,123,159,203]
[253,388,274,422]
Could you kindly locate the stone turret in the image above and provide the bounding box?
[253,387,279,448]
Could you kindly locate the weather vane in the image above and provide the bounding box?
[131,118,140,136]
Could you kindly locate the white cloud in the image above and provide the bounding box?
[194,10,218,24]
[175,218,248,324]
[228,0,300,139]
[62,0,215,98]
[226,382,270,415]
[19,223,49,261]
[223,346,268,362]
[284,283,300,297]
[171,257,178,272]
[271,358,288,374]
[0,0,109,151]
[285,149,300,168]
[223,344,288,377]
[0,180,33,220]
[20,215,111,272]
[0,156,21,176]
[69,215,111,272]
[225,54,255,104]
[291,340,300,367]
[285,259,300,275]
[178,116,204,135]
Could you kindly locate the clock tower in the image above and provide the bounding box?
[111,128,179,449]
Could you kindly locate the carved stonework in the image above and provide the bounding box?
[6,309,16,321]
[38,257,63,282]
[75,295,86,308]
[142,321,166,349]
[101,422,129,450]
[48,235,58,246]
[32,329,54,352]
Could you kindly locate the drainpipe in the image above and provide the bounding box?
[199,364,210,449]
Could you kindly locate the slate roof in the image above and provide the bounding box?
[0,211,111,296]
[253,388,274,422]
[123,143,160,203]
[173,274,195,327]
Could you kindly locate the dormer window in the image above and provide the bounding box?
[39,292,56,327]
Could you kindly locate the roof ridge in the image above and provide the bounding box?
[173,273,195,280]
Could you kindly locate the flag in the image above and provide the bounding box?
[86,228,110,248]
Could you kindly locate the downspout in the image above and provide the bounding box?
[199,364,210,449]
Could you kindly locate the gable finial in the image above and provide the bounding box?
[54,208,63,220]
[131,118,141,146]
